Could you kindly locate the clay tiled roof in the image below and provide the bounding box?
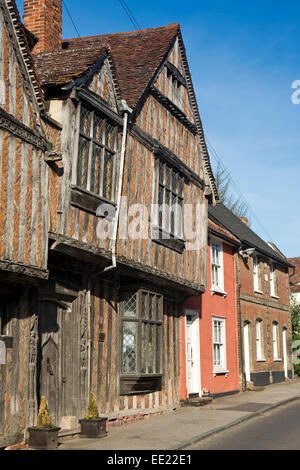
[288,257,300,293]
[34,45,109,86]
[34,23,180,108]
[208,218,240,245]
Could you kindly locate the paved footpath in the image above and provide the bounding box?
[58,379,300,451]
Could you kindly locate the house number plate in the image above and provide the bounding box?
[0,341,6,365]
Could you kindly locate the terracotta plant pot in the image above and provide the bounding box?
[79,418,107,439]
[28,426,61,450]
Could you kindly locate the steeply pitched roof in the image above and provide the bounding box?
[288,257,300,293]
[35,23,180,109]
[34,45,109,87]
[34,22,218,200]
[208,202,291,267]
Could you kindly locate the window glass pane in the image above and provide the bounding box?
[105,121,115,148]
[123,293,137,318]
[80,106,92,135]
[156,296,161,321]
[103,151,113,200]
[77,137,89,189]
[93,113,104,143]
[141,292,147,319]
[90,145,102,194]
[165,166,171,189]
[156,325,162,373]
[172,170,177,193]
[123,322,137,373]
[141,322,146,374]
[148,324,154,374]
[159,161,164,185]
[149,294,154,320]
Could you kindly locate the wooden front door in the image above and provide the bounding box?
[38,296,86,428]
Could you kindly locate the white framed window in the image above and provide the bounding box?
[272,322,281,360]
[255,319,264,361]
[211,239,224,292]
[253,255,263,293]
[270,264,278,298]
[212,317,227,373]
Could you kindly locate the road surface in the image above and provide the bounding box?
[188,399,300,450]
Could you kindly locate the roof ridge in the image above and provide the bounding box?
[34,43,110,58]
[64,23,180,42]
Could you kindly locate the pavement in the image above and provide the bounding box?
[58,378,300,451]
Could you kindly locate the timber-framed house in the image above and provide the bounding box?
[0,0,53,448]
[28,0,217,430]
[1,0,218,445]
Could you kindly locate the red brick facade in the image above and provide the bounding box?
[23,0,62,53]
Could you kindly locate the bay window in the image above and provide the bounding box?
[120,289,163,394]
[75,103,118,202]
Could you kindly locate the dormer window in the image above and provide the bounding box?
[74,103,118,202]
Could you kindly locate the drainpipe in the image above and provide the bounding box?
[85,100,132,397]
[102,99,132,274]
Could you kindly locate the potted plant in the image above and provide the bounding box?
[79,393,107,439]
[28,396,60,450]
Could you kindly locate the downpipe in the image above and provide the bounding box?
[102,99,132,274]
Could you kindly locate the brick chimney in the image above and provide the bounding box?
[240,217,249,226]
[23,0,62,54]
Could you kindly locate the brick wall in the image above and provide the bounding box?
[23,0,62,53]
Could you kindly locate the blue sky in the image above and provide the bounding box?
[17,0,300,257]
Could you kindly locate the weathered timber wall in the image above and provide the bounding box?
[89,278,181,420]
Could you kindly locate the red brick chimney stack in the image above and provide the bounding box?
[240,217,249,226]
[23,0,62,54]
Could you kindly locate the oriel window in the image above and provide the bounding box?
[121,289,163,376]
[157,161,184,239]
[76,104,118,201]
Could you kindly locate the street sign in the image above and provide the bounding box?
[0,341,6,365]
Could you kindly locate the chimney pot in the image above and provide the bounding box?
[240,217,249,226]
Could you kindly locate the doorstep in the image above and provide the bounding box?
[181,397,213,407]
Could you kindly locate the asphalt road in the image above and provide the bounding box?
[188,399,300,450]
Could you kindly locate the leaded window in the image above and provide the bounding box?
[121,289,163,376]
[76,104,118,201]
[158,161,184,238]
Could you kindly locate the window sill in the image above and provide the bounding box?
[151,226,186,254]
[273,358,282,362]
[213,369,229,377]
[0,336,13,349]
[270,295,279,300]
[70,185,116,217]
[120,374,162,395]
[254,290,264,295]
[256,358,266,362]
[211,288,227,298]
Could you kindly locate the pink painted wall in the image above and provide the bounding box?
[180,236,240,398]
